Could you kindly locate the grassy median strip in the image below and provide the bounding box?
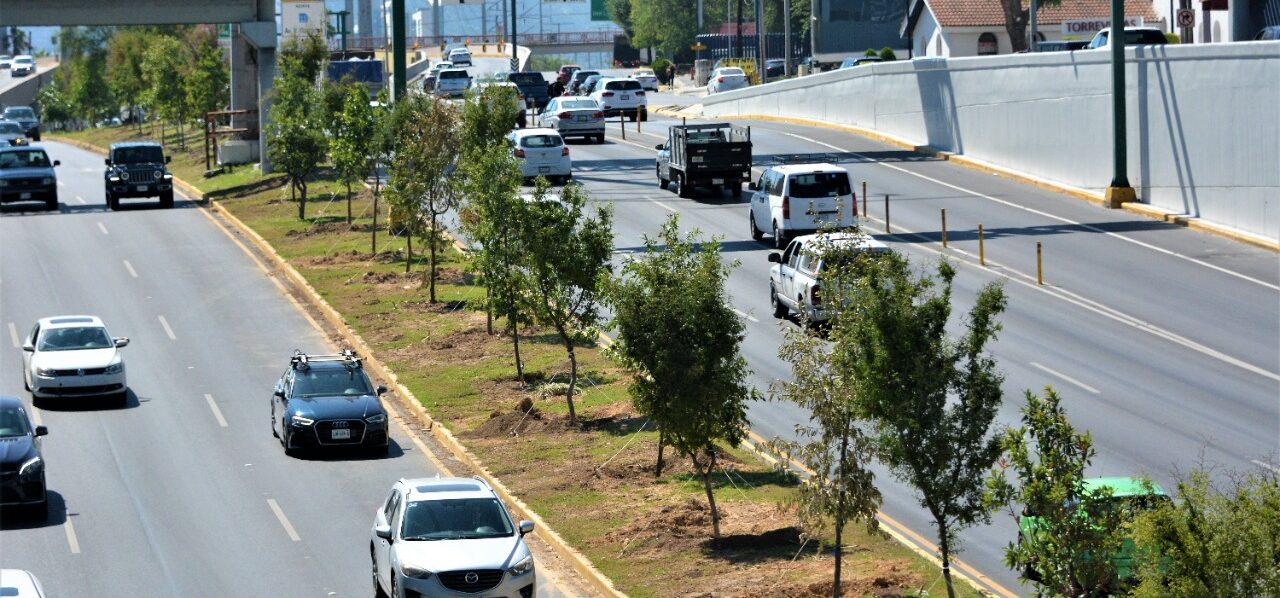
[56,125,983,598]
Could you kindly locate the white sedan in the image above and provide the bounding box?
[630,69,659,91]
[707,67,750,94]
[507,128,572,184]
[22,316,129,404]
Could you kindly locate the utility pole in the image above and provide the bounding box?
[511,0,519,71]
[783,0,792,76]
[809,0,820,64]
[697,0,704,63]
[755,0,766,83]
[1029,0,1037,51]
[1104,0,1134,207]
[736,0,744,58]
[392,0,406,101]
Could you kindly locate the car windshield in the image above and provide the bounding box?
[520,134,562,148]
[0,405,32,438]
[37,326,113,351]
[292,368,374,397]
[562,100,597,109]
[607,80,641,90]
[0,122,22,134]
[788,172,851,198]
[0,149,52,169]
[440,71,468,79]
[401,498,514,540]
[113,146,164,163]
[3,108,35,120]
[722,68,745,76]
[508,72,544,85]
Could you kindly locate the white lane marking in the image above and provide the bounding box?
[733,308,760,323]
[204,394,228,428]
[76,196,86,205]
[1029,362,1101,395]
[57,181,66,187]
[123,260,138,278]
[652,200,679,213]
[64,516,82,554]
[7,322,18,348]
[97,222,108,235]
[157,315,176,340]
[778,130,1279,292]
[267,498,301,542]
[28,403,42,426]
[1252,460,1280,474]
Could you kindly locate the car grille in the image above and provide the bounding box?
[315,419,366,444]
[5,177,43,189]
[50,367,108,376]
[42,383,123,395]
[438,569,503,593]
[125,168,160,183]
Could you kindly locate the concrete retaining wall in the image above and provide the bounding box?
[0,63,60,110]
[701,42,1280,242]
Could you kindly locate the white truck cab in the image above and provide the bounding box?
[768,232,890,324]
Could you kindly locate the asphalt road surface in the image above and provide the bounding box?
[0,141,578,597]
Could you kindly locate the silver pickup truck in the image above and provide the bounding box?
[768,232,891,324]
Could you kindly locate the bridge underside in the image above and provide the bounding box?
[0,0,259,26]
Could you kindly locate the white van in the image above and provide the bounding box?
[749,163,858,249]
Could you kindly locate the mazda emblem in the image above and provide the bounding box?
[465,572,478,584]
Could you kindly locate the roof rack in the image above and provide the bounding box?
[290,348,362,370]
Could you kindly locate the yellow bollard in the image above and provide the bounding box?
[941,208,948,248]
[620,113,626,140]
[884,194,890,234]
[1037,241,1043,285]
[636,109,641,133]
[978,224,985,266]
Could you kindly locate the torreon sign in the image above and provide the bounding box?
[1060,17,1144,35]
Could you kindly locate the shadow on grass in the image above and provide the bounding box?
[701,526,806,563]
[206,174,288,200]
[668,468,801,491]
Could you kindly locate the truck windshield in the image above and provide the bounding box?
[0,149,51,168]
[3,107,35,120]
[788,172,851,198]
[508,73,545,86]
[113,146,165,163]
[440,71,468,79]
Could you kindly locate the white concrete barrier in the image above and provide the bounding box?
[702,43,1280,242]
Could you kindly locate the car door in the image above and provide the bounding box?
[22,324,38,383]
[374,488,402,589]
[272,370,292,437]
[752,170,773,230]
[778,240,800,306]
[540,99,557,127]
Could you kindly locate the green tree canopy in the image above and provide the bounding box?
[185,40,229,120]
[267,48,329,219]
[331,83,376,224]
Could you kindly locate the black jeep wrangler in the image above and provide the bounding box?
[104,142,174,209]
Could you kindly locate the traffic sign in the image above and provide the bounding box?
[510,57,520,71]
[1176,8,1195,27]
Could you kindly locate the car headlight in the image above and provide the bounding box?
[35,366,57,377]
[365,413,387,425]
[508,555,534,577]
[104,362,124,374]
[19,455,43,477]
[400,562,433,579]
[291,414,315,426]
[162,173,173,179]
[109,176,121,182]
[42,177,53,185]
[120,171,130,181]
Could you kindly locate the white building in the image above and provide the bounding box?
[902,0,1164,57]
[409,0,620,41]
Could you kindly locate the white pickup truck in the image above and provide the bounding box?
[768,232,891,324]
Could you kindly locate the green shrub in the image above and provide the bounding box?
[1164,32,1181,44]
[879,47,897,61]
[652,57,673,83]
[864,48,879,57]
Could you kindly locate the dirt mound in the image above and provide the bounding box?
[464,397,554,438]
[297,250,370,267]
[285,221,358,237]
[733,562,923,597]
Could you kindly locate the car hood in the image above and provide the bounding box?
[395,536,529,572]
[0,165,54,179]
[32,348,118,369]
[113,161,165,171]
[289,394,385,419]
[0,436,37,465]
[12,119,37,128]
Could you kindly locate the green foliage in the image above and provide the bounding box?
[141,35,190,145]
[651,58,672,83]
[878,47,897,61]
[107,30,151,126]
[987,388,1126,596]
[185,40,229,118]
[607,0,636,38]
[68,52,116,124]
[1164,32,1181,44]
[331,83,377,224]
[1128,469,1280,597]
[832,252,1007,598]
[631,0,700,60]
[527,55,564,72]
[267,47,329,220]
[521,183,613,425]
[460,85,521,163]
[277,32,329,84]
[864,48,879,57]
[35,83,74,128]
[606,215,751,538]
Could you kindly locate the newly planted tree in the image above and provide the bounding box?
[607,215,752,538]
[522,183,613,425]
[331,83,376,225]
[107,30,150,131]
[185,40,229,127]
[838,253,1007,598]
[141,36,189,147]
[267,46,328,220]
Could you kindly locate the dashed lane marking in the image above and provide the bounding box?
[267,499,301,542]
[157,315,176,341]
[75,195,86,204]
[652,200,678,213]
[1030,362,1101,395]
[97,222,108,235]
[123,260,138,278]
[7,322,18,348]
[1253,460,1280,475]
[204,394,228,428]
[64,515,82,554]
[732,308,759,323]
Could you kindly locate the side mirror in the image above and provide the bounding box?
[374,524,393,540]
[22,342,34,352]
[273,389,286,399]
[53,160,61,167]
[376,385,388,395]
[104,158,111,166]
[34,425,48,437]
[748,182,758,191]
[114,337,130,348]
[518,520,535,536]
[654,144,663,150]
[165,156,172,164]
[767,253,781,263]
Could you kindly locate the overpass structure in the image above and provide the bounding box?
[0,60,60,111]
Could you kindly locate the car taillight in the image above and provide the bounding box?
[810,285,821,306]
[592,111,604,119]
[557,111,572,119]
[602,91,614,97]
[515,148,526,158]
[852,192,858,216]
[635,91,645,96]
[717,76,725,83]
[561,146,570,156]
[782,196,790,219]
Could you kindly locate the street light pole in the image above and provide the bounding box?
[1104,0,1135,207]
[511,0,518,70]
[392,0,406,101]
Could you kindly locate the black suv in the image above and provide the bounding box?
[0,395,49,519]
[104,141,174,210]
[1,106,40,141]
[270,350,390,457]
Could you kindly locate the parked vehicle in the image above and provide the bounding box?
[0,55,12,69]
[568,70,599,94]
[707,67,750,94]
[422,61,453,92]
[1087,27,1169,48]
[104,141,174,209]
[590,78,647,120]
[10,55,35,77]
[749,163,858,248]
[655,123,752,198]
[768,232,891,324]
[0,396,49,519]
[447,47,473,66]
[0,146,59,210]
[840,56,882,68]
[371,477,537,598]
[580,75,605,96]
[434,68,472,97]
[1255,25,1280,39]
[537,97,605,143]
[631,69,659,91]
[507,128,572,184]
[764,58,787,78]
[269,350,390,457]
[326,58,385,96]
[0,120,29,146]
[22,316,129,404]
[2,106,40,141]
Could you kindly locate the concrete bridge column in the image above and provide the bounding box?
[240,20,277,174]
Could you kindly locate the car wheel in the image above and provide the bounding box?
[657,167,668,190]
[676,175,692,199]
[160,191,174,209]
[45,197,57,211]
[271,406,280,438]
[771,285,787,318]
[750,214,764,241]
[640,108,648,122]
[596,134,605,144]
[773,222,787,249]
[373,549,389,598]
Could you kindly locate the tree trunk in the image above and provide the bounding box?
[346,181,353,225]
[939,524,956,598]
[654,429,666,478]
[372,165,380,254]
[297,179,307,220]
[564,340,578,424]
[1002,1,1029,52]
[428,215,438,303]
[405,232,413,274]
[692,449,722,538]
[510,309,524,383]
[486,286,494,335]
[834,430,850,598]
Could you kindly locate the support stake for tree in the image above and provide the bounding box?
[620,113,626,140]
[978,224,985,266]
[941,208,948,248]
[1037,241,1044,285]
[861,180,867,217]
[884,194,890,234]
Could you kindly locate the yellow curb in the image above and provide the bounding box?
[56,137,625,598]
[1121,201,1279,252]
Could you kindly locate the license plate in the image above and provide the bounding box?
[137,185,148,192]
[19,192,31,199]
[621,94,630,100]
[331,429,351,440]
[712,178,724,185]
[538,166,551,173]
[576,115,588,122]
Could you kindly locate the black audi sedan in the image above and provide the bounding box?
[269,350,390,457]
[0,146,59,210]
[0,395,49,519]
